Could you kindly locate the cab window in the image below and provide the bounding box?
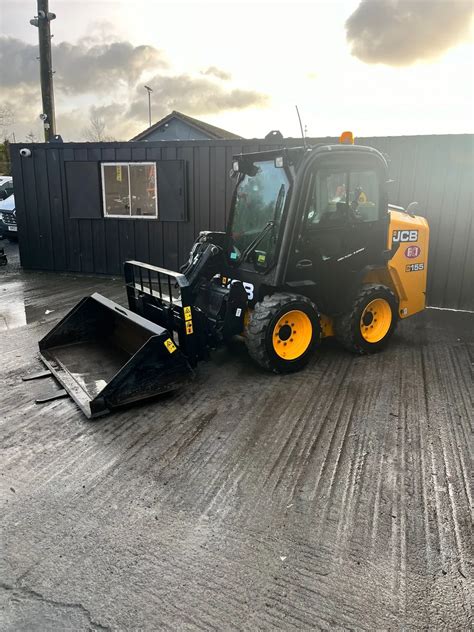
[306,168,379,226]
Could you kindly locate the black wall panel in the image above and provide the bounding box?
[157,160,186,222]
[65,162,102,219]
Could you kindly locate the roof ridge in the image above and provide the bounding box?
[130,111,243,141]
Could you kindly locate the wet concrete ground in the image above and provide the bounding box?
[1,240,472,630]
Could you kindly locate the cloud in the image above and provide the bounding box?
[0,34,269,141]
[346,0,474,66]
[0,83,43,140]
[127,74,268,121]
[54,41,168,93]
[0,36,168,93]
[89,74,269,140]
[0,38,39,86]
[201,66,232,81]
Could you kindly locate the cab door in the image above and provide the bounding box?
[289,157,388,313]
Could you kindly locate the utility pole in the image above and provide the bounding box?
[30,1,56,141]
[144,85,153,128]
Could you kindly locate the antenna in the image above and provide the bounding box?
[295,105,307,149]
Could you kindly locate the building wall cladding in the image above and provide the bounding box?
[10,134,473,310]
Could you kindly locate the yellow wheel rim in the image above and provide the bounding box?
[272,310,313,360]
[360,298,392,343]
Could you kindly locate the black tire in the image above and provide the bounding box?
[335,284,398,354]
[245,292,321,373]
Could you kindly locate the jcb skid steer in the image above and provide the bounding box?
[36,133,429,418]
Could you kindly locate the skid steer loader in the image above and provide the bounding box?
[35,133,429,418]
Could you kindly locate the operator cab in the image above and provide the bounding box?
[227,148,303,274]
[226,140,389,314]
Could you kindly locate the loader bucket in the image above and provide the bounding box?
[38,293,194,419]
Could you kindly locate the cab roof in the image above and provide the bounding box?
[234,143,387,171]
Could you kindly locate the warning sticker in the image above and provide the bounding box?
[164,338,177,353]
[185,320,194,335]
[183,306,192,321]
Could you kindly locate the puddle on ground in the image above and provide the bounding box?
[0,281,54,331]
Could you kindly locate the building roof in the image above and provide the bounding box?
[130,110,243,141]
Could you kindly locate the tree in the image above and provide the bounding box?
[25,130,38,143]
[0,105,15,142]
[0,141,11,176]
[82,114,114,142]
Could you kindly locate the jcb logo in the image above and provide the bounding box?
[392,230,418,243]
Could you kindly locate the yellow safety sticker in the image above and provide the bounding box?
[185,320,194,335]
[164,338,177,353]
[183,306,192,321]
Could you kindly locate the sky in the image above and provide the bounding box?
[1,0,473,142]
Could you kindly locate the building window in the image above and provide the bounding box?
[101,162,158,218]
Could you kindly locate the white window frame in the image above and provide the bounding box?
[101,162,158,219]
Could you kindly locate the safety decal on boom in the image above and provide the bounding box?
[164,338,177,353]
[183,306,194,334]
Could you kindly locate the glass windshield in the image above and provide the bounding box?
[230,160,289,265]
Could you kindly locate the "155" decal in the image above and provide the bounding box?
[406,263,425,272]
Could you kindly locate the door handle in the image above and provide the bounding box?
[296,259,313,269]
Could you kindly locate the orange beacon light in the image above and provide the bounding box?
[340,131,354,144]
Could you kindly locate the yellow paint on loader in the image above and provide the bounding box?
[387,210,429,318]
